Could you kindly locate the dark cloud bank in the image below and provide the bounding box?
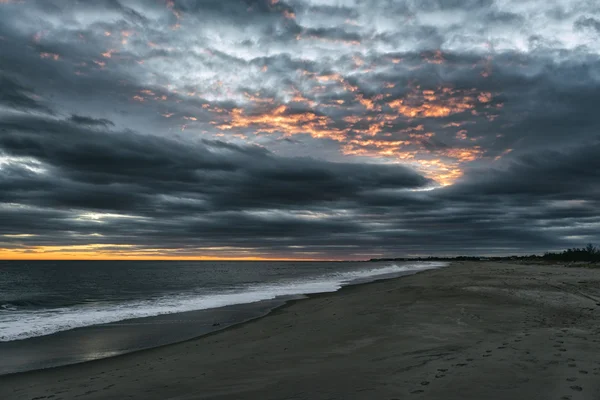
[0,0,599,258]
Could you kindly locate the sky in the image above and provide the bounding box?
[0,0,599,260]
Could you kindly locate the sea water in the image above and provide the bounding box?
[0,260,446,373]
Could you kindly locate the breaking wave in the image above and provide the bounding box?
[0,262,446,342]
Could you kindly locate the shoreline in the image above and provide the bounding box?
[0,262,444,376]
[2,261,600,399]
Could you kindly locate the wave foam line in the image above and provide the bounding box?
[0,262,447,342]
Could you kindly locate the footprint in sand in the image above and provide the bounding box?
[566,377,577,382]
[570,386,583,392]
[411,389,425,394]
[579,370,588,374]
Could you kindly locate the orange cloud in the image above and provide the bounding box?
[356,94,376,111]
[289,89,316,107]
[456,130,468,140]
[388,87,491,119]
[218,105,346,141]
[342,139,468,185]
[422,50,445,64]
[441,147,483,162]
[101,49,116,58]
[341,122,485,186]
[416,159,464,186]
[40,52,60,61]
[315,73,343,83]
[494,148,513,161]
[478,92,492,103]
[120,30,133,44]
[243,92,275,105]
[216,85,495,186]
[33,31,47,43]
[353,55,364,68]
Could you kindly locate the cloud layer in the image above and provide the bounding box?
[1,0,599,258]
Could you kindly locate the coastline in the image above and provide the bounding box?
[2,261,600,399]
[0,262,444,375]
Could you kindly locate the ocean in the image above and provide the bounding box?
[0,260,446,374]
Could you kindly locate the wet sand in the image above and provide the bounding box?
[2,261,600,400]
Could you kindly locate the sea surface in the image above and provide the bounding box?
[0,260,446,374]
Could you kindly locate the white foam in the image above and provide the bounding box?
[0,262,447,342]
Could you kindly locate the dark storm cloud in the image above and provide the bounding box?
[301,27,363,43]
[0,114,432,253]
[0,76,53,114]
[450,139,600,197]
[69,115,115,127]
[1,0,600,258]
[2,110,599,256]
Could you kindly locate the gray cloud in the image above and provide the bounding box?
[69,115,115,127]
[574,16,600,33]
[1,0,599,258]
[0,75,53,114]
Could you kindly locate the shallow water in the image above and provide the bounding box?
[0,260,446,374]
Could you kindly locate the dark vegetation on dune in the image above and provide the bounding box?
[541,244,600,262]
[370,244,600,265]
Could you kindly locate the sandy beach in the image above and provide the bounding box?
[2,261,600,400]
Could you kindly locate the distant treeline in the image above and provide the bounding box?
[541,244,600,262]
[369,244,600,263]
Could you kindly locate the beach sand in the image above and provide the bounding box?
[2,261,600,400]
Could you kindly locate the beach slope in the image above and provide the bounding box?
[2,261,600,400]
